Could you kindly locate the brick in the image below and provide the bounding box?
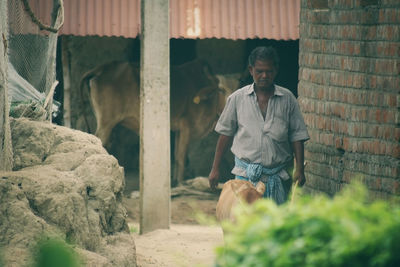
[360,0,380,7]
[367,91,382,106]
[392,144,400,158]
[367,75,377,89]
[351,73,364,89]
[379,8,400,24]
[310,9,331,23]
[346,74,354,87]
[392,166,399,178]
[300,3,400,198]
[332,0,354,8]
[351,140,359,152]
[320,132,334,146]
[372,140,381,154]
[309,129,320,143]
[376,125,394,140]
[361,7,380,25]
[338,41,357,56]
[360,140,369,152]
[317,87,325,99]
[340,121,349,134]
[382,178,400,194]
[381,0,400,5]
[342,170,361,183]
[385,94,397,107]
[335,10,362,24]
[351,107,369,122]
[363,26,377,40]
[374,59,398,75]
[379,141,388,154]
[364,176,382,191]
[377,76,398,92]
[342,137,350,150]
[377,25,400,41]
[375,42,399,58]
[316,101,325,114]
[381,109,396,123]
[368,190,390,201]
[335,136,343,149]
[360,124,371,137]
[309,161,331,177]
[325,118,332,131]
[309,0,329,9]
[394,128,400,142]
[358,58,370,72]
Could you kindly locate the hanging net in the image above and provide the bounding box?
[7,0,63,121]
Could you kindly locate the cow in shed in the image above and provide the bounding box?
[80,60,237,185]
[216,179,266,223]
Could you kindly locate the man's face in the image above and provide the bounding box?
[248,60,278,91]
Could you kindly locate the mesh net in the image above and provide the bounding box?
[7,0,63,121]
[1,1,14,171]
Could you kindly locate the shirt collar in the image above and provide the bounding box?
[246,83,284,96]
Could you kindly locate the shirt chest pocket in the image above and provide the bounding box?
[266,116,288,142]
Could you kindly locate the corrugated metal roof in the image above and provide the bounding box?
[61,0,141,38]
[8,0,55,35]
[169,0,300,40]
[28,0,300,40]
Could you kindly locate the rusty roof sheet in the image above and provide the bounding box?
[28,0,300,40]
[169,0,300,40]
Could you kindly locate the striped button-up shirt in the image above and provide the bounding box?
[215,84,309,177]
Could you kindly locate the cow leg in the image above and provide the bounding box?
[174,125,190,185]
[95,122,116,151]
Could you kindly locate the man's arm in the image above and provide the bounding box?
[291,140,306,187]
[209,134,233,190]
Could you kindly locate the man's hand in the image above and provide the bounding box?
[293,168,306,187]
[208,135,232,191]
[208,168,220,190]
[291,141,306,187]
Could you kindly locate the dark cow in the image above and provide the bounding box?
[80,60,234,184]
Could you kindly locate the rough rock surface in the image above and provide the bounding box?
[0,118,136,266]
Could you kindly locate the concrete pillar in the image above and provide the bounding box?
[0,0,13,171]
[139,0,170,234]
[61,36,71,128]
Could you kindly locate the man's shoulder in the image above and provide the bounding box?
[229,84,252,98]
[275,85,295,98]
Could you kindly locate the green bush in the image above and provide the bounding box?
[0,249,4,267]
[31,237,80,267]
[216,184,400,267]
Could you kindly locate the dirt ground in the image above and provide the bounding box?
[123,171,224,267]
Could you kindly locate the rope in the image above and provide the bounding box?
[21,0,64,33]
[43,80,59,110]
[289,180,299,208]
[289,162,307,208]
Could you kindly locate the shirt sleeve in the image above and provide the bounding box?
[215,94,237,136]
[289,96,310,142]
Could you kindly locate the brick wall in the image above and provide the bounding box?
[298,0,399,198]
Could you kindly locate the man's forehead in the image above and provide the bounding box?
[252,59,277,69]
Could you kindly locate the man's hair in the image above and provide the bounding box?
[248,46,280,68]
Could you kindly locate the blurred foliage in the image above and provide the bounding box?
[130,225,139,234]
[215,183,400,267]
[0,249,4,267]
[31,237,80,267]
[195,210,218,226]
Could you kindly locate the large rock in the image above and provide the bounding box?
[0,118,136,266]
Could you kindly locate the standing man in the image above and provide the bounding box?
[208,46,309,204]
